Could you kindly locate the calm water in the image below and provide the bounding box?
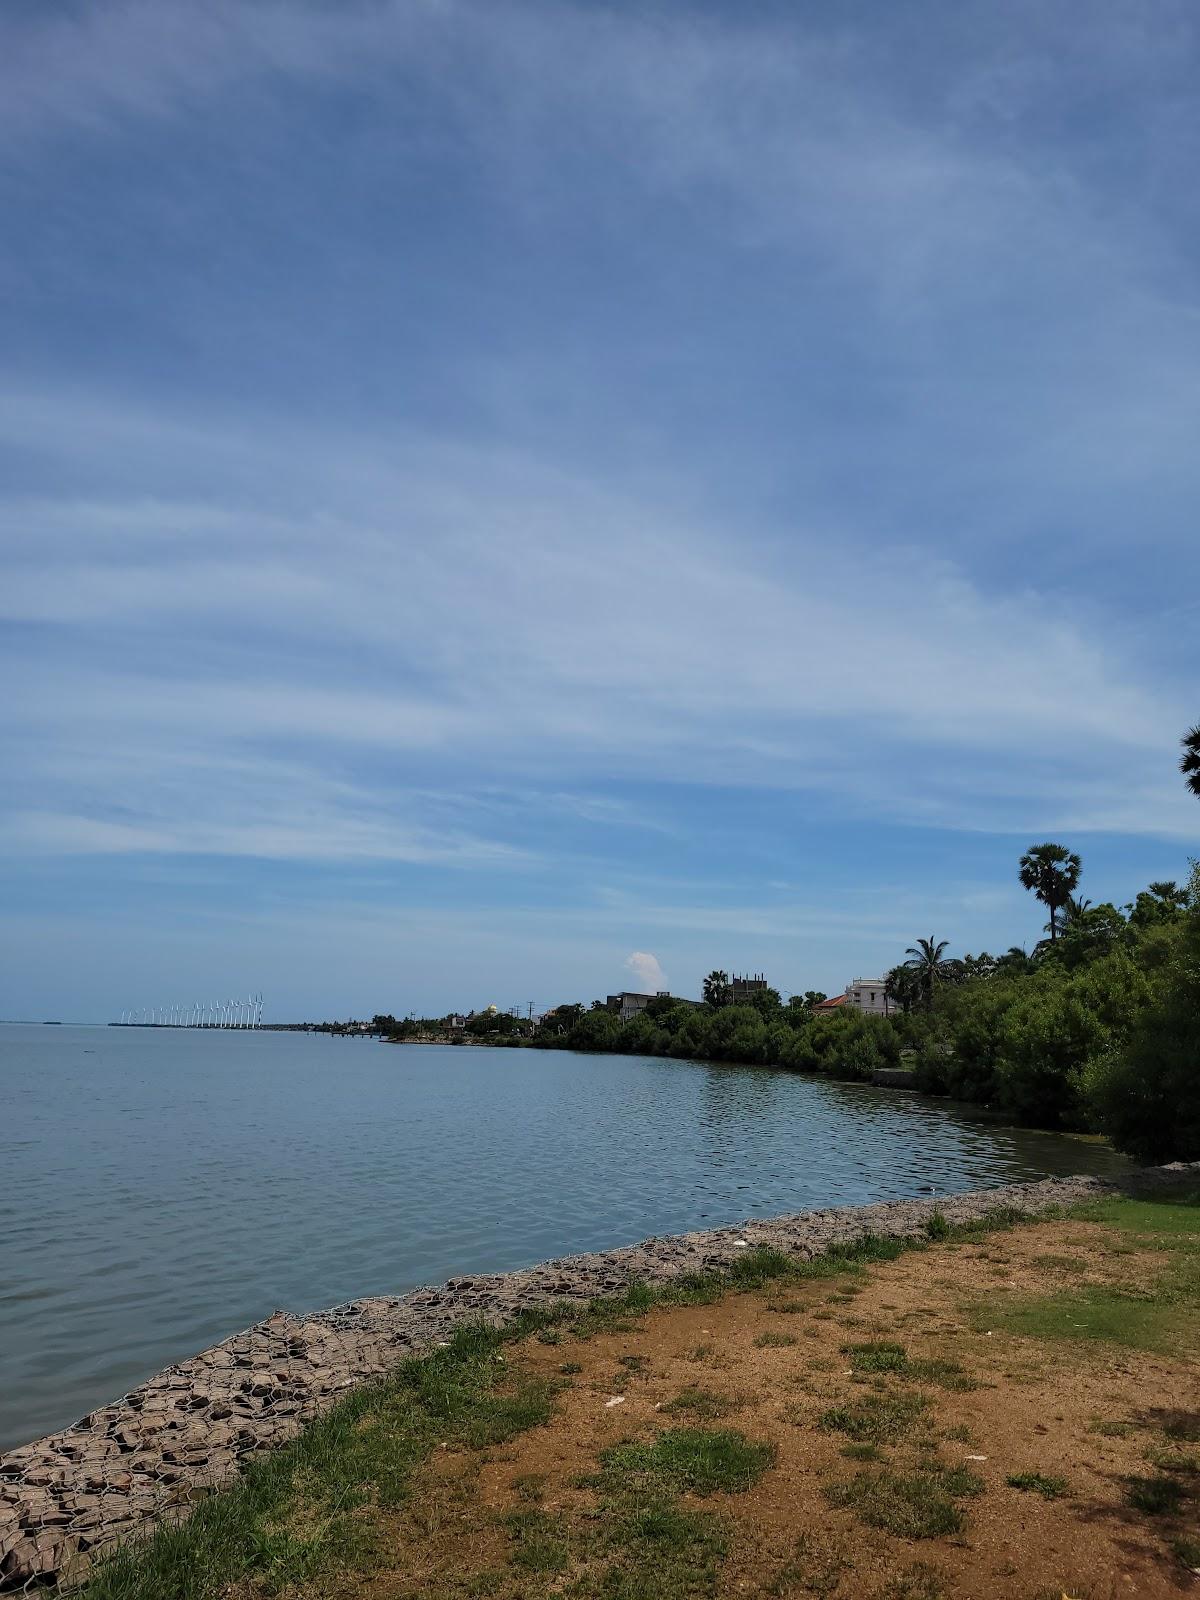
[0,1023,1127,1450]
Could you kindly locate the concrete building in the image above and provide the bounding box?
[606,990,702,1023]
[730,973,769,1004]
[815,978,892,1017]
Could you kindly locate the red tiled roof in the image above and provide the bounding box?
[813,993,847,1009]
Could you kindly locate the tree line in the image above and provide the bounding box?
[533,727,1200,1164]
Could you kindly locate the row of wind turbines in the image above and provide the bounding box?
[118,996,264,1028]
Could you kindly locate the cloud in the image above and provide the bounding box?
[623,951,667,993]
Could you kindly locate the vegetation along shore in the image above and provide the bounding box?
[376,848,1200,1168]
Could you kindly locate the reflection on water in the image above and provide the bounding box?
[0,1025,1125,1450]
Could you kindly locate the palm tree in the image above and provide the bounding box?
[702,969,730,1008]
[1181,724,1200,799]
[884,964,922,1016]
[903,937,953,1009]
[1018,842,1081,943]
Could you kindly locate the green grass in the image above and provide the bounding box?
[1007,1472,1068,1500]
[600,1428,775,1497]
[66,1319,552,1600]
[1171,1536,1200,1570]
[504,1508,571,1573]
[819,1391,928,1444]
[969,1188,1200,1358]
[754,1330,798,1348]
[661,1387,738,1422]
[840,1342,976,1392]
[824,1468,964,1539]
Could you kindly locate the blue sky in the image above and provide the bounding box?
[2,0,1198,1021]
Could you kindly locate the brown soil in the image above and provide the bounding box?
[338,1219,1200,1600]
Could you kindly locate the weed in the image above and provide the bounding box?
[728,1247,796,1287]
[924,1212,951,1241]
[754,1331,798,1348]
[661,1387,737,1422]
[1125,1474,1186,1516]
[1007,1472,1068,1500]
[883,1562,948,1599]
[1088,1418,1134,1437]
[841,1443,883,1460]
[559,1361,583,1376]
[842,1341,908,1373]
[825,1469,963,1539]
[1171,1536,1200,1570]
[819,1391,928,1444]
[766,1298,807,1314]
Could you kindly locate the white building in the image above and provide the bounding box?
[815,978,892,1016]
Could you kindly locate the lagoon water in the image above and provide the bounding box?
[0,1023,1127,1451]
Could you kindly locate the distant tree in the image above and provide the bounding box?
[789,990,827,1010]
[1018,842,1082,943]
[995,946,1036,977]
[959,952,998,982]
[1181,723,1200,799]
[903,937,954,1009]
[702,969,731,1008]
[885,963,923,1016]
[1128,881,1189,930]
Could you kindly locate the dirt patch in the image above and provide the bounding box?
[348,1216,1200,1600]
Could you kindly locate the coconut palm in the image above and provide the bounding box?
[1182,725,1200,799]
[702,969,731,1008]
[1018,842,1081,943]
[884,964,922,1016]
[903,937,953,1009]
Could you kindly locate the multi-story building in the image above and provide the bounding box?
[730,973,769,1004]
[814,978,892,1017]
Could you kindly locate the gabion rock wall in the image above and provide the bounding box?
[5,1167,1189,1591]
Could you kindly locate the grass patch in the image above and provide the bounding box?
[660,1387,737,1422]
[1172,1537,1200,1570]
[754,1331,798,1348]
[819,1391,928,1444]
[840,1341,977,1392]
[1007,1471,1068,1500]
[503,1508,571,1573]
[1125,1474,1187,1516]
[68,1319,551,1600]
[883,1562,948,1599]
[825,1469,964,1539]
[601,1428,775,1497]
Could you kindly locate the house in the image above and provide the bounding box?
[605,990,702,1023]
[814,979,892,1017]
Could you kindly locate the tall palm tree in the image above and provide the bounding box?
[1018,842,1081,943]
[702,970,730,1008]
[903,937,953,1009]
[1182,724,1200,799]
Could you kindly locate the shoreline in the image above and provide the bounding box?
[2,1164,1193,1590]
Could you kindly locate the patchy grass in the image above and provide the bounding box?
[600,1428,775,1497]
[1007,1471,1069,1499]
[840,1341,976,1392]
[824,1468,965,1539]
[882,1562,949,1599]
[754,1330,798,1349]
[819,1391,929,1444]
[660,1386,738,1422]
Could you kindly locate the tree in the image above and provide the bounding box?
[1018,842,1081,943]
[884,965,922,1016]
[1087,867,1200,1162]
[789,991,827,1011]
[702,969,731,1008]
[1181,723,1200,799]
[902,938,954,1009]
[1128,880,1188,930]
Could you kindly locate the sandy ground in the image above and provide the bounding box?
[347,1215,1199,1600]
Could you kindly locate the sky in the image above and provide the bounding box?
[2,0,1198,1022]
